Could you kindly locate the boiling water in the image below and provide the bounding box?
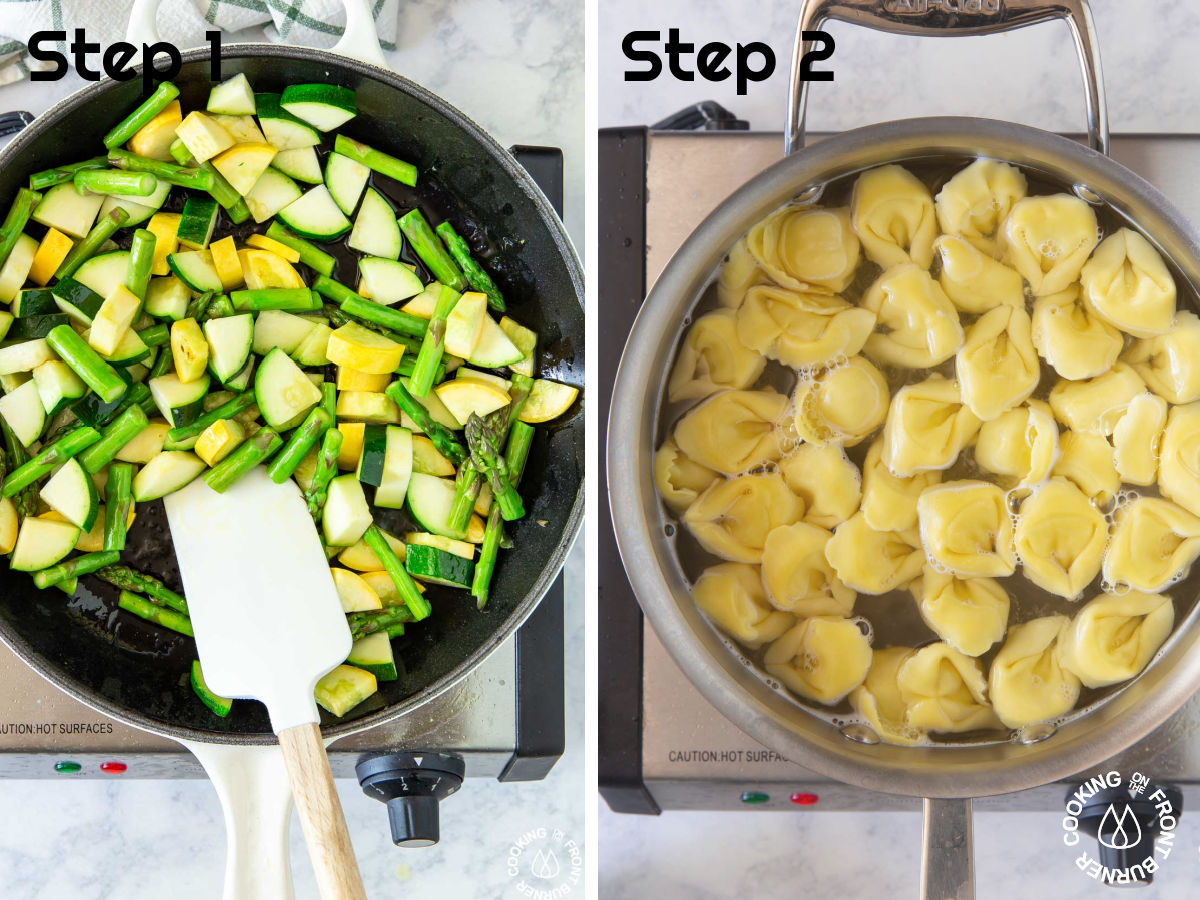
[654,156,1200,747]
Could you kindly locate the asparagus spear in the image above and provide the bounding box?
[102,82,180,149]
[384,380,466,466]
[363,524,431,621]
[33,550,121,589]
[96,565,187,613]
[332,135,417,187]
[78,404,149,473]
[107,149,214,192]
[164,391,256,445]
[126,228,156,300]
[204,427,282,493]
[267,407,332,484]
[230,287,319,312]
[465,411,524,521]
[347,605,414,641]
[434,221,505,312]
[149,341,174,377]
[198,162,250,224]
[137,322,169,347]
[117,589,193,637]
[186,291,216,321]
[74,169,157,197]
[472,421,534,608]
[205,295,236,319]
[447,375,533,534]
[398,209,467,291]
[0,188,42,269]
[265,222,335,277]
[320,381,336,422]
[316,283,427,339]
[407,283,460,397]
[55,208,129,280]
[305,428,343,519]
[2,426,101,497]
[0,419,36,517]
[29,157,106,191]
[103,462,133,551]
[46,325,126,402]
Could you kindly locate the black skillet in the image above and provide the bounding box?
[0,45,584,748]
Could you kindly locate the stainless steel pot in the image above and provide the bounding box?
[607,2,1200,897]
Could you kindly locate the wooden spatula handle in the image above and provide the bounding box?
[278,723,368,900]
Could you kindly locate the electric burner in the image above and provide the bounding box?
[0,143,569,846]
[599,109,1200,825]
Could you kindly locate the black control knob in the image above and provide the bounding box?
[1071,781,1182,886]
[356,752,465,848]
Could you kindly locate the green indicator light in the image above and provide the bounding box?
[740,791,769,805]
[54,761,81,774]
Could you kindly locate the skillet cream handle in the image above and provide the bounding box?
[278,722,368,900]
[182,740,296,900]
[126,0,389,68]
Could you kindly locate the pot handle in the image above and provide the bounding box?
[181,740,297,900]
[126,0,389,69]
[922,797,974,900]
[785,0,1109,156]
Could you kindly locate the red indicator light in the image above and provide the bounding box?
[790,792,819,806]
[99,761,127,774]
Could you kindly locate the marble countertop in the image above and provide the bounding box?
[0,1,584,897]
[599,1,1200,898]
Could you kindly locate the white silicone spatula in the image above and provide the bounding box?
[164,465,367,900]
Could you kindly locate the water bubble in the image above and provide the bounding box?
[840,723,881,745]
[1015,722,1058,745]
[1073,183,1104,205]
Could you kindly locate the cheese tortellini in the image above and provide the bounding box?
[1031,285,1124,382]
[1048,363,1146,436]
[1158,403,1200,517]
[825,512,924,595]
[778,443,861,529]
[793,356,889,446]
[1080,228,1176,337]
[934,234,1025,314]
[693,562,794,649]
[672,389,789,475]
[1013,478,1107,599]
[974,401,1059,489]
[746,206,861,293]
[1112,392,1167,486]
[683,473,804,563]
[882,375,981,476]
[956,305,1039,421]
[667,309,766,403]
[760,522,856,617]
[916,480,1016,578]
[850,647,926,746]
[933,158,1027,258]
[851,164,937,269]
[896,643,998,733]
[861,264,963,369]
[911,567,1009,657]
[1003,193,1098,296]
[736,285,874,368]
[653,438,718,513]
[1060,591,1174,688]
[861,438,941,532]
[764,616,873,704]
[659,158,1195,748]
[1103,497,1200,593]
[1051,430,1119,505]
[1124,309,1200,403]
[988,616,1080,730]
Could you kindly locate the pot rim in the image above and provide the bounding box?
[0,44,585,747]
[608,114,1200,799]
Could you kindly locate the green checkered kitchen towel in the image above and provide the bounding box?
[0,0,399,85]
